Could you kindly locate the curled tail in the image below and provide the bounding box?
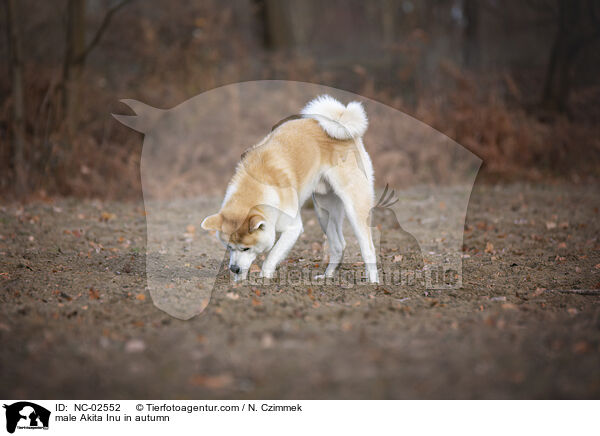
[301,95,368,140]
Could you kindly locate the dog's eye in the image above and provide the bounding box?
[240,247,250,252]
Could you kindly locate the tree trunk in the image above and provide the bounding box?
[463,0,480,69]
[62,0,86,135]
[256,0,294,50]
[540,0,599,112]
[542,29,577,112]
[5,0,27,195]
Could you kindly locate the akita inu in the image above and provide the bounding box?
[201,95,378,283]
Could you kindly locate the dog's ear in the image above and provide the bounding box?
[248,215,266,233]
[201,213,223,231]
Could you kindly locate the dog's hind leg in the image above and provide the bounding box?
[313,191,346,278]
[326,172,379,283]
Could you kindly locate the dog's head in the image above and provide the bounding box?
[201,208,276,280]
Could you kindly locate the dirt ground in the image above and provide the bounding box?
[1,182,599,399]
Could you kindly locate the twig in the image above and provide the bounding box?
[74,0,132,65]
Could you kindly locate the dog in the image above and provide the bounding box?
[201,95,379,283]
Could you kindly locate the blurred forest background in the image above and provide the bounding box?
[1,0,599,200]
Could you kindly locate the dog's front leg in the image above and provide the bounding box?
[260,219,303,278]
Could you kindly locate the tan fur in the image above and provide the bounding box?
[202,99,378,282]
[210,118,362,240]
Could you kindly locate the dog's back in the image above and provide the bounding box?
[238,97,369,188]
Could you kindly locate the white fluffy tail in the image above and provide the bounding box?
[301,95,368,140]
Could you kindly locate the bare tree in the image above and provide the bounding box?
[542,0,600,112]
[4,0,27,194]
[252,0,313,51]
[463,0,480,69]
[61,0,132,133]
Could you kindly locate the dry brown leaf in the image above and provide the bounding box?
[190,374,233,389]
[100,212,116,222]
[573,341,591,354]
[135,293,146,301]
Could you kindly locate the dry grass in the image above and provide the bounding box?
[1,32,599,200]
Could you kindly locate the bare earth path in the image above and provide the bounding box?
[1,183,599,399]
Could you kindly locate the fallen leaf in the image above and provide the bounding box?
[125,339,146,353]
[260,333,274,349]
[485,242,494,254]
[573,341,591,354]
[186,224,196,234]
[249,264,261,273]
[88,288,100,300]
[393,254,403,263]
[135,293,146,301]
[100,212,117,222]
[190,374,233,389]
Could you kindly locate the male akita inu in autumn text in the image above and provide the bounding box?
[201,95,378,283]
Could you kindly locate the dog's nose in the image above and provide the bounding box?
[230,265,240,274]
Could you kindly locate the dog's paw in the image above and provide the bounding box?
[259,268,275,279]
[368,272,379,284]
